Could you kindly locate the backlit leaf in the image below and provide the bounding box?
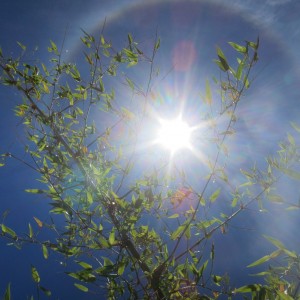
[263,235,285,249]
[117,261,126,275]
[31,266,40,283]
[291,122,300,133]
[168,213,179,219]
[42,244,48,259]
[3,282,11,300]
[205,79,212,105]
[74,283,88,292]
[209,189,221,203]
[34,217,43,228]
[281,168,300,180]
[108,230,115,246]
[171,225,185,240]
[1,224,16,238]
[77,261,93,270]
[28,223,33,238]
[228,42,246,53]
[247,254,271,268]
[39,285,51,296]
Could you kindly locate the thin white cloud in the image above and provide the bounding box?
[266,0,292,6]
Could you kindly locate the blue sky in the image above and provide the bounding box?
[1,0,300,299]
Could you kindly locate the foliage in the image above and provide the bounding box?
[0,30,299,299]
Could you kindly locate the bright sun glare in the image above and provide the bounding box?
[157,117,192,152]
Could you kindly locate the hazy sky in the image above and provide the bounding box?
[1,0,300,299]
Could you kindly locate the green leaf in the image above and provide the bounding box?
[185,224,191,239]
[117,261,126,275]
[213,275,222,286]
[231,197,238,208]
[263,235,285,249]
[33,217,43,228]
[42,244,48,259]
[31,266,40,283]
[268,194,284,203]
[209,189,221,203]
[108,230,115,246]
[281,168,300,180]
[247,254,271,268]
[25,189,44,194]
[3,282,11,300]
[39,286,51,297]
[228,42,246,53]
[236,61,244,80]
[98,236,109,248]
[77,261,93,270]
[86,191,93,204]
[126,77,135,91]
[235,284,262,293]
[17,41,26,51]
[74,283,88,292]
[128,33,133,45]
[1,224,16,238]
[247,249,282,268]
[168,213,179,219]
[154,38,160,50]
[205,79,212,105]
[103,257,113,267]
[216,46,229,71]
[171,225,185,240]
[283,249,297,259]
[291,122,300,133]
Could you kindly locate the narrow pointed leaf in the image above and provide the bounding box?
[209,189,221,203]
[263,235,285,249]
[3,283,11,300]
[42,244,48,259]
[171,225,185,240]
[74,283,88,292]
[1,224,16,238]
[281,168,300,180]
[31,266,40,283]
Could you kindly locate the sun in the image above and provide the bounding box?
[157,117,192,152]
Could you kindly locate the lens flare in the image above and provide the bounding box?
[157,117,192,152]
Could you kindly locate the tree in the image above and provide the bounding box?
[0,30,299,299]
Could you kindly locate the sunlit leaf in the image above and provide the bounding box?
[268,194,284,203]
[291,122,300,133]
[74,283,88,292]
[77,261,93,270]
[247,254,271,268]
[1,224,16,238]
[33,217,43,228]
[17,41,26,51]
[209,189,221,203]
[231,197,238,207]
[168,213,179,219]
[281,168,300,180]
[216,46,229,71]
[263,235,285,249]
[205,79,212,105]
[42,244,48,259]
[3,282,11,300]
[171,225,185,240]
[31,266,40,283]
[117,261,126,275]
[25,189,44,194]
[39,285,51,297]
[185,224,191,239]
[154,38,160,50]
[235,284,262,293]
[228,42,246,53]
[108,230,115,246]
